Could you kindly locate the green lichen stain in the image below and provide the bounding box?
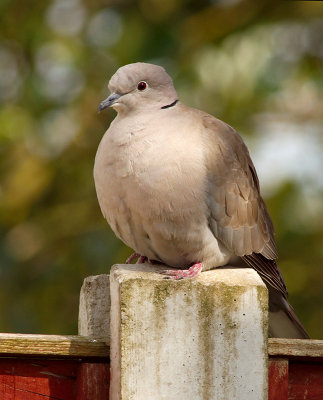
[256,283,269,388]
[153,282,172,307]
[196,282,248,400]
[197,285,216,400]
[256,285,269,329]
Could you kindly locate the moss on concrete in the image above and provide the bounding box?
[195,282,250,400]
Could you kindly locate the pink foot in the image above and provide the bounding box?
[161,262,203,280]
[126,253,148,264]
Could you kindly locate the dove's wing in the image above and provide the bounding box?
[202,113,287,297]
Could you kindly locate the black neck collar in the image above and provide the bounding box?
[161,99,178,109]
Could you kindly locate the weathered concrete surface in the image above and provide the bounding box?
[110,264,268,400]
[78,274,110,341]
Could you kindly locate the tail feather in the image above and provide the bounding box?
[268,286,309,339]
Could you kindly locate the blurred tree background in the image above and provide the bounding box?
[0,0,322,337]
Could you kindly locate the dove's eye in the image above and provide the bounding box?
[137,81,148,91]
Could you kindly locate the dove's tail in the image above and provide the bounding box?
[267,286,310,339]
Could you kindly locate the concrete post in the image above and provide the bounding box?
[78,274,110,341]
[110,264,268,400]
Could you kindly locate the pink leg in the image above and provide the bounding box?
[161,263,203,280]
[126,253,148,264]
[126,253,140,264]
[137,255,148,263]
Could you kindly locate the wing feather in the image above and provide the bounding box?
[201,114,287,297]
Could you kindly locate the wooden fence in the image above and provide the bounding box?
[0,265,322,399]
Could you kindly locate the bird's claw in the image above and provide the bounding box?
[160,263,203,280]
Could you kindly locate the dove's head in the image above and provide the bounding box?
[98,63,178,114]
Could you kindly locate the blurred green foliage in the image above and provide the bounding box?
[0,0,322,337]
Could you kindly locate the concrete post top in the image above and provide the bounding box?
[111,263,266,288]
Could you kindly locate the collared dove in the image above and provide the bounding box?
[94,62,309,339]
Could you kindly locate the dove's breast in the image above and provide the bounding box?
[94,111,232,269]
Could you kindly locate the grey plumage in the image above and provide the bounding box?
[94,62,309,339]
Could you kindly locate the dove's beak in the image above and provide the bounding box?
[98,93,122,112]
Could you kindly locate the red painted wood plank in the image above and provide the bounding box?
[289,363,323,400]
[268,358,289,400]
[0,359,78,400]
[77,363,109,400]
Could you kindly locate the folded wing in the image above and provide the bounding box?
[202,114,287,297]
